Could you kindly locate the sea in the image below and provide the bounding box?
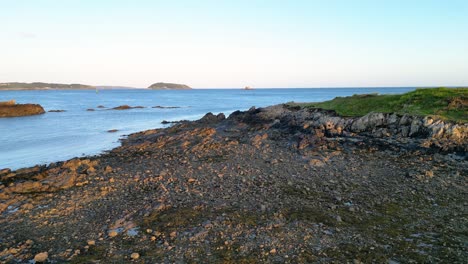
[0,88,415,170]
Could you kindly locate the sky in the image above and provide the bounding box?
[1,0,467,88]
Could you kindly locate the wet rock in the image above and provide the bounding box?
[152,105,181,109]
[111,105,145,110]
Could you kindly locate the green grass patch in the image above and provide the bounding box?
[292,88,467,122]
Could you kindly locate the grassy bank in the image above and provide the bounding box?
[294,88,467,122]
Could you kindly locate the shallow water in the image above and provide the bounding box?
[0,88,415,169]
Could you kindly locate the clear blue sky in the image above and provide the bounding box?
[1,0,467,88]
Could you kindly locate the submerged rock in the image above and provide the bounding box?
[111,105,145,110]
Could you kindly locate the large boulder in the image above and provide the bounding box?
[351,112,385,132]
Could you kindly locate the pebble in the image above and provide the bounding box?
[108,230,118,237]
[34,252,48,262]
[87,240,95,246]
[131,252,140,260]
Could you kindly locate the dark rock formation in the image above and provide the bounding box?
[111,105,145,110]
[152,105,181,109]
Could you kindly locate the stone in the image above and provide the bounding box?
[34,252,48,262]
[87,240,95,246]
[351,112,385,132]
[108,230,118,237]
[104,166,113,173]
[425,170,434,178]
[0,168,11,177]
[131,252,140,259]
[409,119,423,137]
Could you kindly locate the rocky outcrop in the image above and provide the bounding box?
[198,112,226,124]
[228,104,467,153]
[0,103,45,117]
[0,159,99,196]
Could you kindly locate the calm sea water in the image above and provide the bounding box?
[0,88,415,169]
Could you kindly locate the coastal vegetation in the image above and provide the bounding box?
[294,88,467,122]
[148,82,191,90]
[0,82,94,90]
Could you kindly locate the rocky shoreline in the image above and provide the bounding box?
[0,104,466,263]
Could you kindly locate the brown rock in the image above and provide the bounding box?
[34,252,48,262]
[131,252,140,260]
[0,103,45,117]
[108,230,118,237]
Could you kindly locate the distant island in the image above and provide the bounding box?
[0,82,95,90]
[148,82,191,90]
